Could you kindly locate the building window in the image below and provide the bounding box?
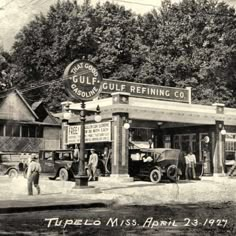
[173,134,196,153]
[29,126,36,137]
[12,125,20,137]
[5,124,12,136]
[3,124,43,138]
[225,133,236,163]
[36,126,43,138]
[132,128,154,142]
[22,125,29,137]
[0,124,4,136]
[174,135,180,149]
[163,135,171,148]
[5,124,20,137]
[22,125,39,137]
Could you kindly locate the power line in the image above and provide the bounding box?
[20,80,61,93]
[109,0,159,8]
[0,79,61,100]
[32,0,49,6]
[19,0,38,8]
[0,0,15,9]
[19,0,45,8]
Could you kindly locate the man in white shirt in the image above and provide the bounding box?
[73,144,80,160]
[27,154,41,195]
[143,156,153,162]
[88,149,98,181]
[185,151,196,180]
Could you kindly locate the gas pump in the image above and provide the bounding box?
[203,136,211,176]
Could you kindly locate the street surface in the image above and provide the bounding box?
[0,175,235,235]
[0,203,235,235]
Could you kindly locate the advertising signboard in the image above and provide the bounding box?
[101,79,190,103]
[63,60,103,101]
[67,121,111,144]
[63,60,189,103]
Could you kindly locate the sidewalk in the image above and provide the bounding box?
[0,176,117,213]
[0,175,235,213]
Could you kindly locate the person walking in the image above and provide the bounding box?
[88,149,98,181]
[27,154,41,196]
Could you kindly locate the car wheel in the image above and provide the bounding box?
[59,168,69,181]
[8,169,18,178]
[167,165,179,182]
[149,169,161,183]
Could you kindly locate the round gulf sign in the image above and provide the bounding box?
[63,60,102,101]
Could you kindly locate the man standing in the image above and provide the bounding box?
[27,154,41,196]
[73,144,80,160]
[185,151,196,180]
[88,149,98,181]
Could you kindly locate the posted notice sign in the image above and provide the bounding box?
[67,121,111,144]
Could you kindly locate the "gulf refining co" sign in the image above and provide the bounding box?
[63,60,103,101]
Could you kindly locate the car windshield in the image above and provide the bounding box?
[0,155,17,162]
[54,152,72,161]
[158,150,180,162]
[0,155,11,162]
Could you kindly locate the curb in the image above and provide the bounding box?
[0,200,116,214]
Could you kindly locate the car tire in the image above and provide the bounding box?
[149,169,161,183]
[8,169,18,178]
[59,168,69,181]
[167,165,179,182]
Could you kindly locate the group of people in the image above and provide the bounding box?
[26,147,197,196]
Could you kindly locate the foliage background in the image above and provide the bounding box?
[0,0,236,111]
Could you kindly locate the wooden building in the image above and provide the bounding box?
[0,89,61,153]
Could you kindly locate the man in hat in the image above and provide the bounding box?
[88,149,98,181]
[27,154,41,195]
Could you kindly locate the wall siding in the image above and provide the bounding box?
[0,93,35,121]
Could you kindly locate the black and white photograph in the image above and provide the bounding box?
[0,0,236,235]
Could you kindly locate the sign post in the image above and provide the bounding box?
[63,60,103,187]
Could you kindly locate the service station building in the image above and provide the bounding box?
[62,79,236,179]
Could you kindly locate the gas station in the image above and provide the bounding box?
[62,60,236,180]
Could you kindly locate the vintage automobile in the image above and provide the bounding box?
[37,149,78,181]
[0,152,28,178]
[129,148,202,183]
[25,149,106,181]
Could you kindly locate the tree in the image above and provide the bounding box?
[0,52,20,91]
[137,0,236,105]
[11,0,236,110]
[12,1,138,111]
